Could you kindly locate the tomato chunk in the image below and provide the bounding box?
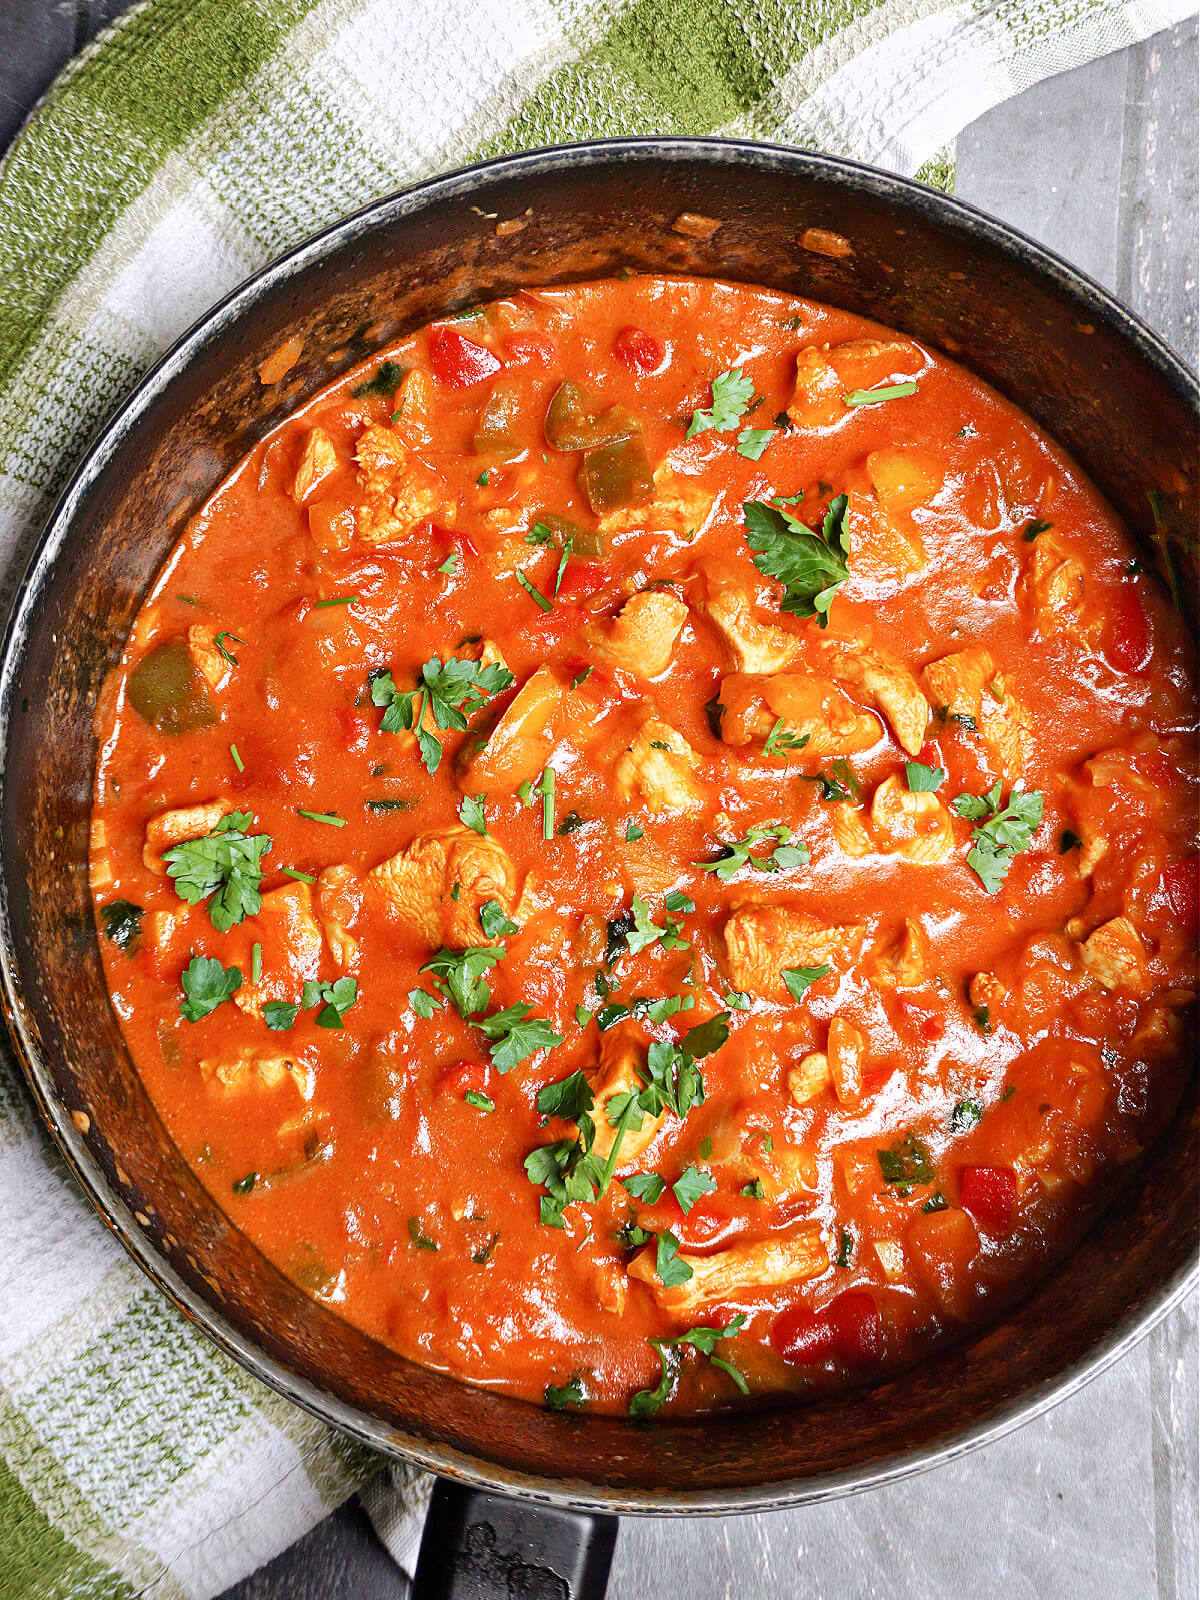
[554,559,611,604]
[959,1165,1017,1231]
[772,1290,882,1367]
[1107,584,1152,674]
[429,326,502,388]
[1163,856,1199,937]
[438,1060,488,1096]
[613,326,666,373]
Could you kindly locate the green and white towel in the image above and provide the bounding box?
[0,1,1193,1595]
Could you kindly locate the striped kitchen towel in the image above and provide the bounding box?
[0,1,1194,1596]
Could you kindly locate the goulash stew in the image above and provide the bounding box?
[90,276,1198,1416]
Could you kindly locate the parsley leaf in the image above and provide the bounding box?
[952,783,1044,893]
[950,1098,983,1131]
[741,1177,765,1199]
[458,793,488,836]
[179,955,242,1022]
[408,988,439,1019]
[878,1133,935,1195]
[686,367,755,439]
[905,760,945,792]
[420,945,504,1017]
[306,976,358,1029]
[782,964,830,1002]
[545,1378,585,1411]
[536,1069,594,1121]
[479,900,519,940]
[655,1228,693,1287]
[163,813,271,932]
[803,758,861,802]
[736,427,774,461]
[742,492,850,627]
[263,1000,301,1030]
[629,1314,747,1416]
[672,1165,716,1214]
[763,718,810,758]
[370,655,515,775]
[622,1172,666,1203]
[476,1004,564,1073]
[101,899,143,955]
[698,824,808,881]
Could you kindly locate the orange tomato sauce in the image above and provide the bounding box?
[90,276,1198,1415]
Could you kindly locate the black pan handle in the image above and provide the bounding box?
[411,1478,618,1600]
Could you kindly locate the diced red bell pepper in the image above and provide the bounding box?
[613,326,666,374]
[827,1290,883,1364]
[429,326,503,388]
[772,1290,882,1367]
[679,1194,733,1244]
[1163,856,1199,936]
[438,1059,488,1097]
[959,1165,1017,1231]
[1107,584,1152,674]
[895,998,946,1043]
[502,331,556,368]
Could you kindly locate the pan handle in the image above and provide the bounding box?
[410,1477,618,1599]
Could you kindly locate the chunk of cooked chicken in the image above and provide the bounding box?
[391,368,431,441]
[869,919,929,988]
[459,665,563,794]
[874,1239,906,1281]
[905,1206,979,1321]
[585,590,688,678]
[233,880,326,1019]
[628,1226,829,1314]
[200,1047,314,1099]
[369,825,518,949]
[692,558,799,673]
[1079,915,1151,992]
[291,425,339,504]
[718,672,880,754]
[1024,532,1093,639]
[846,492,927,580]
[143,798,233,875]
[615,714,704,813]
[968,971,1007,1015]
[827,1016,866,1104]
[317,865,361,969]
[580,1028,665,1168]
[866,447,940,513]
[722,905,865,995]
[598,466,714,540]
[831,778,953,866]
[819,639,929,755]
[353,424,456,545]
[788,1051,831,1106]
[921,647,1030,779]
[787,339,922,428]
[868,776,955,865]
[186,625,233,692]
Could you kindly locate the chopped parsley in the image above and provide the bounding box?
[352,359,404,397]
[622,1172,666,1203]
[698,824,808,881]
[476,1004,564,1074]
[370,655,515,776]
[264,976,358,1031]
[629,1314,748,1416]
[232,1172,257,1195]
[479,900,518,940]
[686,367,755,439]
[742,491,850,627]
[179,955,242,1022]
[741,1177,766,1199]
[672,1165,716,1213]
[407,1215,438,1251]
[544,1378,585,1411]
[458,793,488,836]
[1022,518,1053,541]
[1059,829,1082,853]
[973,1005,992,1035]
[836,1229,854,1267]
[557,810,586,835]
[803,757,861,802]
[782,964,830,1002]
[878,1133,935,1195]
[213,631,243,666]
[163,812,271,932]
[950,1098,983,1131]
[763,718,810,758]
[536,1069,594,1122]
[295,808,346,827]
[905,760,945,792]
[625,822,644,842]
[736,427,775,461]
[100,899,143,955]
[515,569,554,612]
[952,782,1045,893]
[464,1090,495,1113]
